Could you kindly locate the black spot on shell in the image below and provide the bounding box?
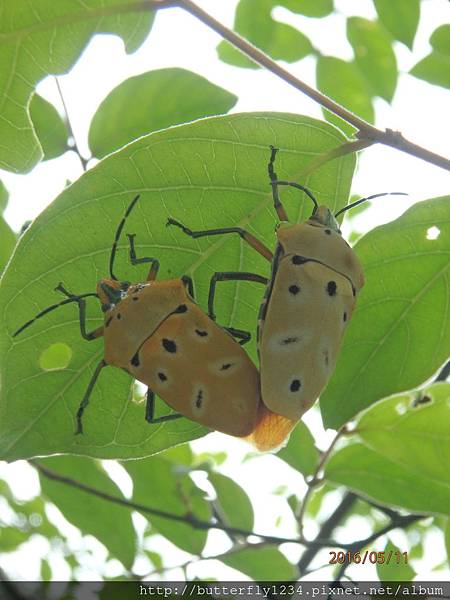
[220,363,233,371]
[325,229,332,235]
[132,296,139,301]
[105,316,113,327]
[343,312,347,322]
[323,350,329,366]
[289,284,300,295]
[195,329,208,338]
[292,255,307,265]
[157,372,167,382]
[281,336,298,345]
[327,281,337,296]
[175,304,187,313]
[162,338,177,353]
[195,389,203,408]
[117,313,122,320]
[290,379,301,392]
[131,352,140,367]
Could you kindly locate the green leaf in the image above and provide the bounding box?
[430,25,450,56]
[321,196,450,429]
[278,0,333,18]
[29,94,69,161]
[0,216,17,273]
[410,53,450,89]
[0,113,355,461]
[0,180,8,213]
[38,456,137,568]
[0,0,154,174]
[325,443,450,516]
[376,541,415,581]
[0,526,29,551]
[347,17,397,102]
[208,472,254,531]
[277,421,319,476]
[40,559,52,581]
[373,0,420,50]
[89,68,237,159]
[316,56,374,135]
[220,546,297,580]
[445,520,450,565]
[217,0,313,69]
[356,383,450,485]
[124,456,210,554]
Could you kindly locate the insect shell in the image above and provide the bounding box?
[14,195,270,441]
[168,147,402,432]
[100,276,264,437]
[257,201,364,421]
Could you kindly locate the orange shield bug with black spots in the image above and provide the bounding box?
[14,195,276,442]
[168,147,406,439]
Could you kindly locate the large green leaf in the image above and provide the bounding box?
[217,0,313,69]
[0,0,154,174]
[347,17,397,102]
[325,443,450,516]
[220,546,297,580]
[89,68,237,158]
[445,520,450,565]
[373,0,420,50]
[278,0,333,18]
[29,94,69,161]
[316,56,373,136]
[38,455,137,568]
[277,421,319,476]
[0,180,8,212]
[410,53,450,89]
[321,196,450,429]
[355,383,450,485]
[208,472,254,531]
[0,216,17,273]
[0,113,355,461]
[124,456,210,554]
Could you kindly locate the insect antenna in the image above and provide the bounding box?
[13,291,98,337]
[109,194,141,280]
[335,192,408,218]
[272,180,319,214]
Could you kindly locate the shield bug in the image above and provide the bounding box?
[13,195,274,441]
[168,147,406,425]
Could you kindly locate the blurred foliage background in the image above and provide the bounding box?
[0,0,449,585]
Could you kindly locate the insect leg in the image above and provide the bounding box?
[225,327,252,346]
[145,389,183,424]
[208,271,268,323]
[181,275,195,299]
[167,218,273,262]
[55,284,103,341]
[126,233,160,281]
[76,359,107,434]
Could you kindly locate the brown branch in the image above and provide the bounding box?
[298,492,358,574]
[30,460,339,549]
[297,426,346,536]
[174,0,450,172]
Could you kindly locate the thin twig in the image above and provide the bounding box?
[30,460,338,548]
[174,0,450,172]
[298,492,357,574]
[297,426,346,535]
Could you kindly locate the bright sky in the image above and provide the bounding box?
[0,0,449,582]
